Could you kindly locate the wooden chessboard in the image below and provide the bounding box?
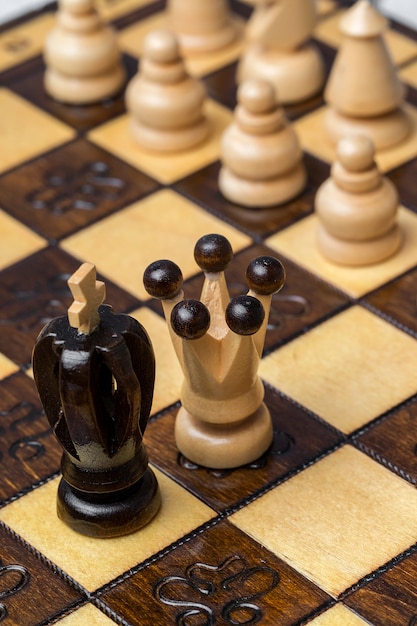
[1,1,417,624]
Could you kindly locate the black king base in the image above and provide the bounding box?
[33,298,161,539]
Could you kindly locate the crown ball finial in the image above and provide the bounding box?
[226,295,265,336]
[246,256,286,296]
[194,233,234,273]
[171,299,210,340]
[143,259,183,300]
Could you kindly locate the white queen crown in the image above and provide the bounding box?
[143,234,285,469]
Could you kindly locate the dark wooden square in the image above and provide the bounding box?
[0,138,160,241]
[363,267,417,336]
[388,158,417,213]
[345,551,417,626]
[10,54,137,131]
[174,155,330,238]
[0,247,140,369]
[355,398,417,485]
[145,385,343,512]
[0,524,84,625]
[0,373,61,505]
[100,520,331,626]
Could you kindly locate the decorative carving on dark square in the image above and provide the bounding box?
[145,385,343,512]
[0,524,84,625]
[0,138,160,241]
[100,520,331,626]
[0,373,61,504]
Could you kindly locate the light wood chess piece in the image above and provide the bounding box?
[315,135,402,266]
[167,0,237,54]
[237,0,325,104]
[44,0,126,104]
[143,234,286,469]
[219,79,307,208]
[324,0,410,150]
[125,29,208,152]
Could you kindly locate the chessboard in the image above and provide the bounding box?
[1,1,417,625]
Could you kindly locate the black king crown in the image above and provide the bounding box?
[144,234,285,470]
[33,263,160,538]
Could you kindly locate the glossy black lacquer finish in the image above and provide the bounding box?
[33,304,160,537]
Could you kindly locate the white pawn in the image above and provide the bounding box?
[44,0,125,104]
[315,135,402,266]
[125,30,208,153]
[237,0,325,104]
[219,79,307,208]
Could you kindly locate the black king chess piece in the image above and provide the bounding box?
[33,263,160,538]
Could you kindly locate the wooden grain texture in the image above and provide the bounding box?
[144,384,343,512]
[0,373,61,504]
[100,520,331,626]
[355,397,417,484]
[0,523,84,625]
[345,551,417,626]
[0,1,417,624]
[0,138,160,241]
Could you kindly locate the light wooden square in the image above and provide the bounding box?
[60,189,251,300]
[0,469,214,592]
[0,353,19,380]
[89,99,232,185]
[0,13,54,73]
[294,104,417,173]
[265,208,417,298]
[0,89,75,175]
[314,9,417,66]
[260,305,417,433]
[231,445,417,596]
[117,11,245,77]
[56,604,115,625]
[131,307,183,414]
[400,58,417,89]
[307,604,376,625]
[0,208,46,270]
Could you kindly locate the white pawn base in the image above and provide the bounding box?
[324,107,411,151]
[219,163,307,208]
[317,223,402,266]
[45,67,125,105]
[175,403,273,469]
[130,118,209,153]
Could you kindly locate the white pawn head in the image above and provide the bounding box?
[238,78,277,114]
[143,29,181,64]
[336,135,375,172]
